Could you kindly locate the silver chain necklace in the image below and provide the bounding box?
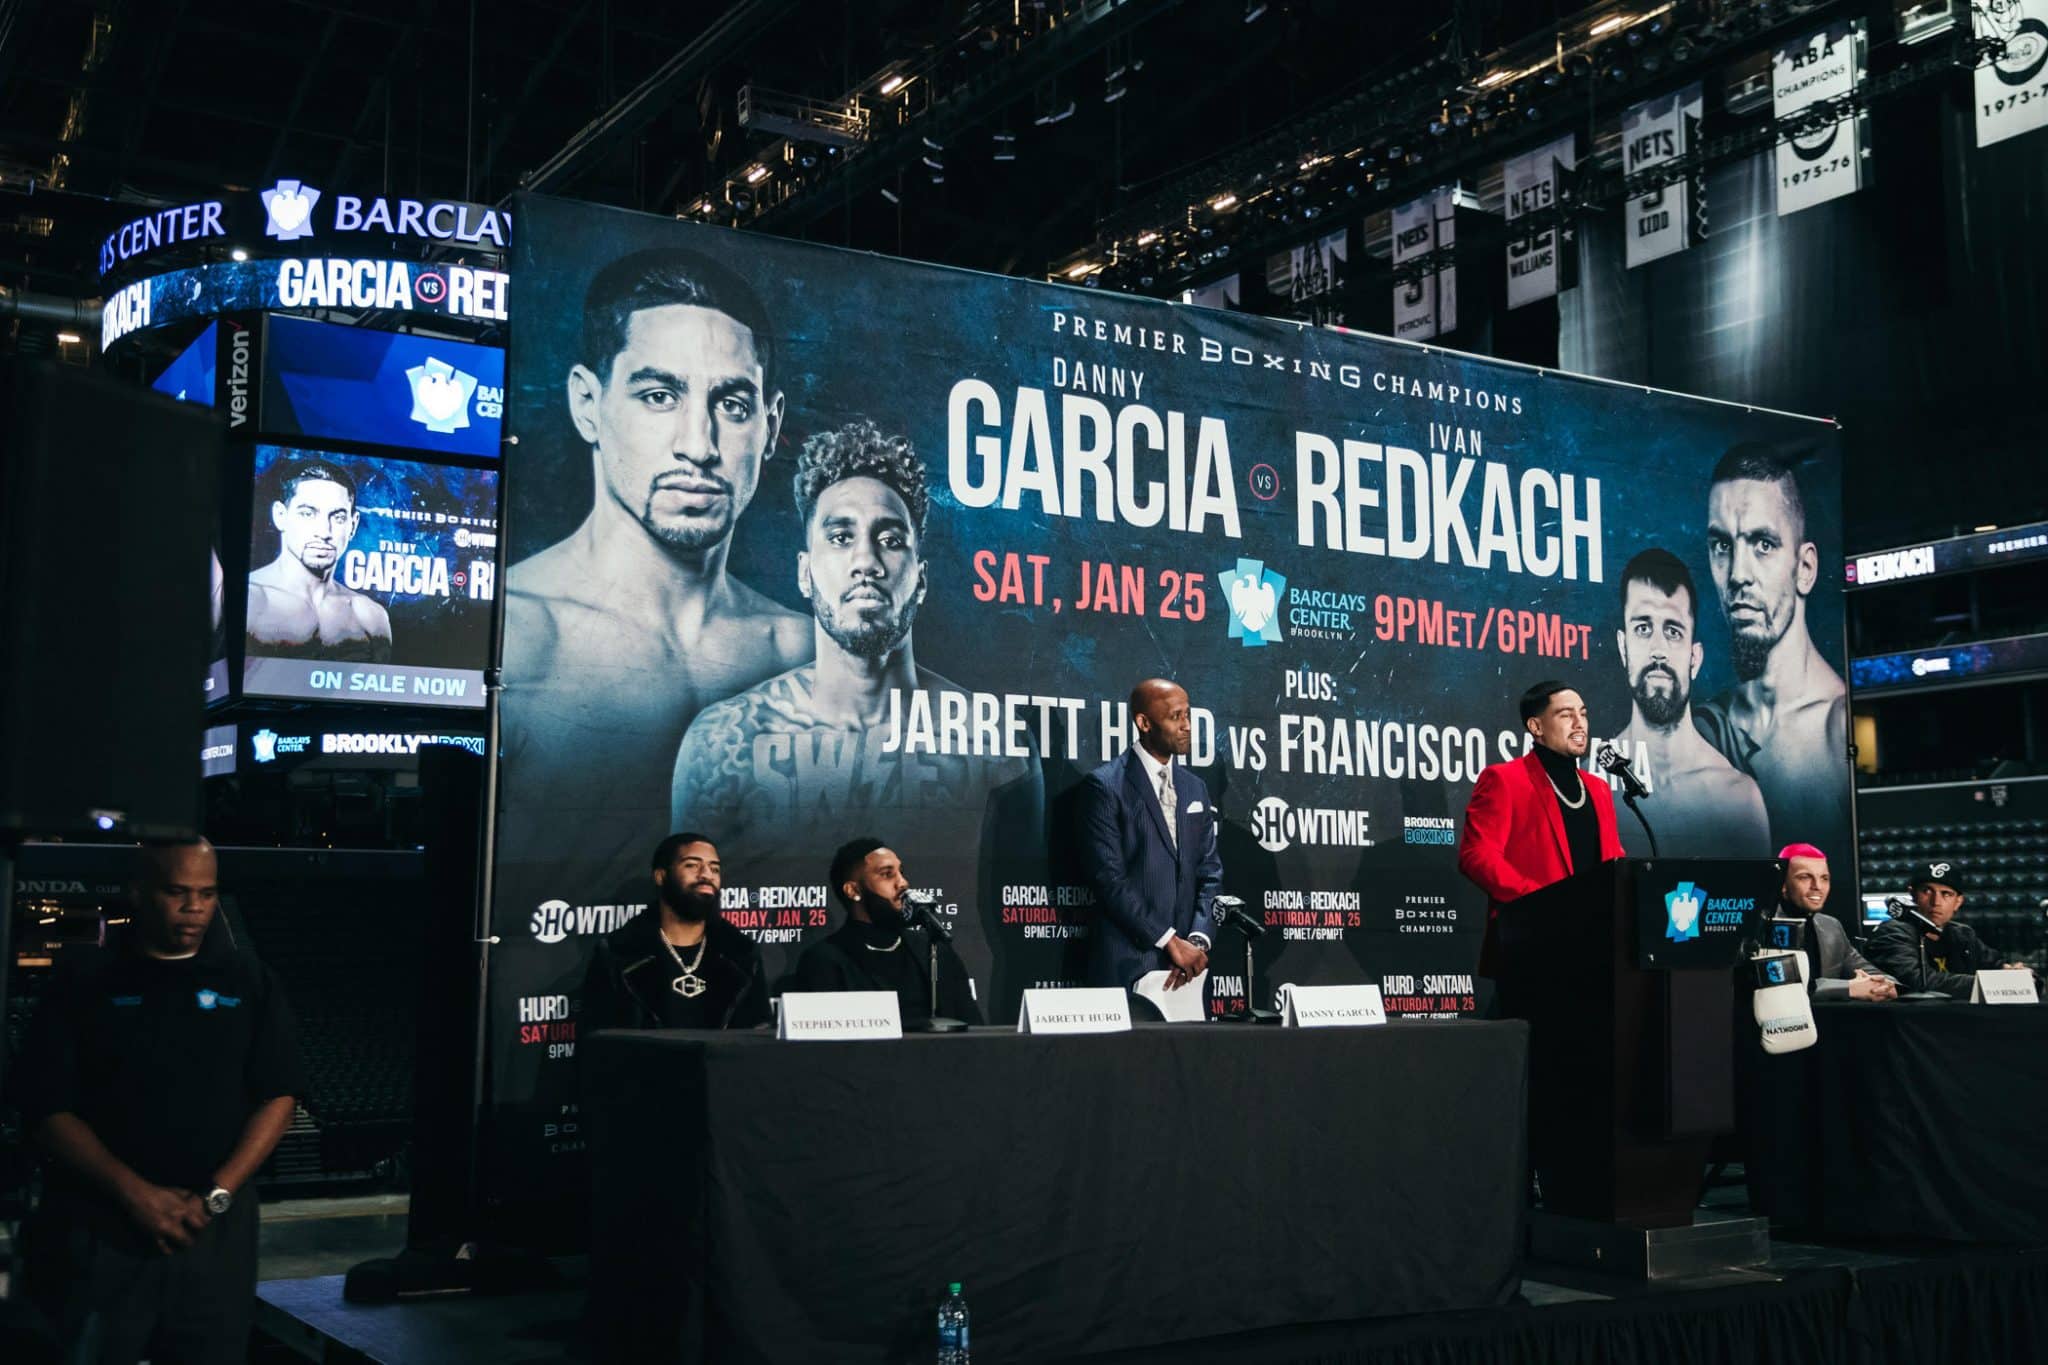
[1547,769,1588,809]
[658,932,710,998]
[863,934,904,953]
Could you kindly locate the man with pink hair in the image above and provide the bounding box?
[1777,842,1896,1002]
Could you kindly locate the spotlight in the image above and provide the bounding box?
[1216,243,1231,257]
[1451,105,1472,128]
[1136,229,1161,246]
[879,73,909,96]
[1209,191,1239,211]
[1138,274,1155,288]
[230,247,249,262]
[744,163,771,184]
[796,148,820,170]
[732,190,753,211]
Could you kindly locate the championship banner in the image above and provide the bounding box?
[1973,0,2048,147]
[1265,227,1349,325]
[1772,23,1868,216]
[1391,187,1458,340]
[1503,135,1576,309]
[490,195,1846,1227]
[1623,83,1703,268]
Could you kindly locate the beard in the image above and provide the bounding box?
[660,876,718,923]
[1725,594,1792,681]
[859,887,905,930]
[1631,663,1689,729]
[292,543,340,579]
[811,582,918,660]
[639,489,736,553]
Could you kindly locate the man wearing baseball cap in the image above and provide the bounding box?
[1863,859,2021,999]
[1776,844,1896,1001]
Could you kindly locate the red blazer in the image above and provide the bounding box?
[1459,750,1625,976]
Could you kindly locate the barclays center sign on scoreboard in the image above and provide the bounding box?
[98,179,512,279]
[98,179,513,351]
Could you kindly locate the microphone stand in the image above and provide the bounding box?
[1213,896,1279,1024]
[905,900,967,1033]
[1621,789,1659,859]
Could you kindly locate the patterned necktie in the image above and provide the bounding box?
[1158,765,1178,850]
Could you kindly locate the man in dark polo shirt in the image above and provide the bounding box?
[10,838,304,1364]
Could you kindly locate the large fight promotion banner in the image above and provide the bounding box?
[487,194,1845,1219]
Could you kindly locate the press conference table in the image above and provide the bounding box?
[582,1021,1528,1364]
[1745,1000,2048,1243]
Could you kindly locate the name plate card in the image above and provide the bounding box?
[1017,987,1133,1035]
[776,991,903,1040]
[1279,983,1387,1028]
[1973,969,2040,1005]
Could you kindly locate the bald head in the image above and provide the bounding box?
[131,838,219,959]
[1130,678,1192,761]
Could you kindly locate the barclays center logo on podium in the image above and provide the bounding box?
[1216,557,1287,648]
[1663,880,1756,943]
[1664,882,1704,942]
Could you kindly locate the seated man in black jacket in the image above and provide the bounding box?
[789,837,981,1027]
[1863,859,2023,999]
[581,833,770,1030]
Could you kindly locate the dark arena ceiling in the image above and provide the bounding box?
[0,0,1598,295]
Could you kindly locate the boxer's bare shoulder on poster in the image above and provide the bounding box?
[246,562,393,659]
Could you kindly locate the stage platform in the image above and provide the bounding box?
[253,1236,2048,1364]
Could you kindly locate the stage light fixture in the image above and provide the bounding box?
[1216,243,1231,256]
[1209,192,1239,211]
[732,190,753,211]
[1136,230,1161,246]
[230,248,249,261]
[56,331,81,344]
[796,148,820,170]
[879,74,909,96]
[1590,15,1632,37]
[744,164,771,184]
[1065,260,1099,279]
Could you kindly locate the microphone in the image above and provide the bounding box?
[899,891,952,939]
[1211,894,1265,939]
[1596,743,1650,801]
[1886,896,1940,936]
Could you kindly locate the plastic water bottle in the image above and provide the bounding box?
[936,1282,970,1364]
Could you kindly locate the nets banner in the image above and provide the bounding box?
[1391,187,1458,341]
[488,194,1845,1213]
[1624,84,1703,269]
[1504,135,1577,310]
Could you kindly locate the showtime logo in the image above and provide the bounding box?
[529,900,641,944]
[1251,797,1372,852]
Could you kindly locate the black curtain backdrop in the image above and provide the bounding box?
[1563,87,2048,554]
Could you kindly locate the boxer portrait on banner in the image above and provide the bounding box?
[1459,681,1626,979]
[1074,679,1222,993]
[503,248,813,850]
[1693,444,1849,846]
[1606,548,1770,857]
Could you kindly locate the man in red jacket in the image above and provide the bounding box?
[1460,680,1626,980]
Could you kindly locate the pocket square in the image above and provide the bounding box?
[1185,801,1205,814]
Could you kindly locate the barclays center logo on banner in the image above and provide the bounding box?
[261,179,321,241]
[1217,558,1287,647]
[1973,0,2048,147]
[406,357,479,434]
[1772,22,1868,216]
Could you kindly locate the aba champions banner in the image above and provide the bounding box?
[486,193,1846,1219]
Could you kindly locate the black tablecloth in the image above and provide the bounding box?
[1745,1002,2048,1243]
[582,1021,1528,1363]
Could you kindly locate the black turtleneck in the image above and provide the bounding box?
[1534,743,1602,878]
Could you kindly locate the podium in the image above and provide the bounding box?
[1492,857,1779,1251]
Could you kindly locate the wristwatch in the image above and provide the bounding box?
[203,1185,233,1216]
